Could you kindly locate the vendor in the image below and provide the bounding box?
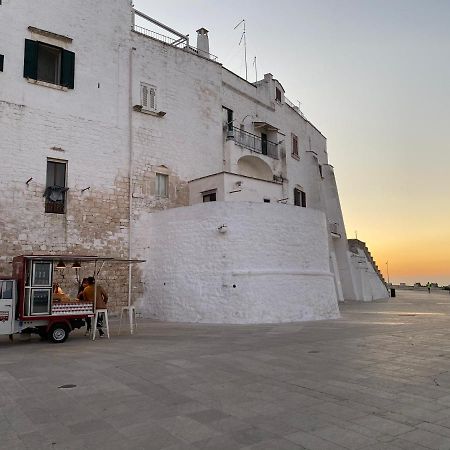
[52,282,63,294]
[77,278,89,300]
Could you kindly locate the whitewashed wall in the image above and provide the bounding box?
[134,202,340,324]
[189,172,283,205]
[348,244,389,301]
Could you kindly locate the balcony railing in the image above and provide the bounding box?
[133,25,186,47]
[227,126,278,160]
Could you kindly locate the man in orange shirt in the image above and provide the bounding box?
[81,277,108,337]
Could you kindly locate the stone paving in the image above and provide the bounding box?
[2,289,450,449]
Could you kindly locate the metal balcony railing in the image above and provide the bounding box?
[133,25,186,47]
[228,126,278,159]
[133,25,218,61]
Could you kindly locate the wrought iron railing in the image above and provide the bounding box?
[133,25,218,61]
[187,46,218,62]
[228,126,278,159]
[133,25,186,47]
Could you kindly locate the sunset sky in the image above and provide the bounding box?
[135,0,450,285]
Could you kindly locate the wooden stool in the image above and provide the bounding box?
[92,309,110,340]
[118,306,137,336]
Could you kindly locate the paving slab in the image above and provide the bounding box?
[2,290,450,448]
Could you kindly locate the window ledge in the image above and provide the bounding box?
[291,153,300,161]
[133,105,166,117]
[28,26,73,43]
[26,78,68,91]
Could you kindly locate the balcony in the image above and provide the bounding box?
[227,126,278,160]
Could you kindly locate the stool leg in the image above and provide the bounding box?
[118,308,124,336]
[105,311,110,339]
[92,313,98,341]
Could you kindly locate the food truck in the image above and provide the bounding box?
[0,255,143,343]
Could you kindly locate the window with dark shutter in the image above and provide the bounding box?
[23,39,75,89]
[0,55,4,72]
[44,160,68,214]
[301,190,307,207]
[294,188,301,206]
[60,49,75,88]
[24,39,38,79]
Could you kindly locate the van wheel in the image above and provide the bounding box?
[49,324,70,343]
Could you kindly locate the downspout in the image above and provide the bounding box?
[128,45,136,307]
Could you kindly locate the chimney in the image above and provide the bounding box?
[196,28,210,58]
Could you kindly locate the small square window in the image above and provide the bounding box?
[263,198,270,203]
[203,191,217,202]
[156,173,168,197]
[24,40,75,88]
[0,54,4,72]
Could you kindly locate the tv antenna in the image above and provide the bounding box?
[253,56,258,82]
[234,19,248,80]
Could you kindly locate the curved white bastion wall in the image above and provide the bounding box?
[134,202,340,324]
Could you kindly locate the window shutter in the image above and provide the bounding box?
[60,49,75,89]
[0,54,4,72]
[301,191,307,207]
[141,84,148,108]
[149,87,156,110]
[23,39,38,80]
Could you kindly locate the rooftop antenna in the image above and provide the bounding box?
[253,56,258,83]
[234,19,248,80]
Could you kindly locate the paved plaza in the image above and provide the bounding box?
[2,290,450,449]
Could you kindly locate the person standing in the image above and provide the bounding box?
[80,277,108,337]
[77,278,91,335]
[426,282,431,293]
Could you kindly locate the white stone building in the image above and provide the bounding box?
[0,0,388,324]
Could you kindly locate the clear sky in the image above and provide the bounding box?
[134,0,450,285]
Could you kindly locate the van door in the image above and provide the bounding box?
[0,280,15,335]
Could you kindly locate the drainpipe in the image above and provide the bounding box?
[128,46,136,307]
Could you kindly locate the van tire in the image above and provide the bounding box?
[49,324,70,343]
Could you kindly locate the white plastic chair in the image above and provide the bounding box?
[118,305,137,336]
